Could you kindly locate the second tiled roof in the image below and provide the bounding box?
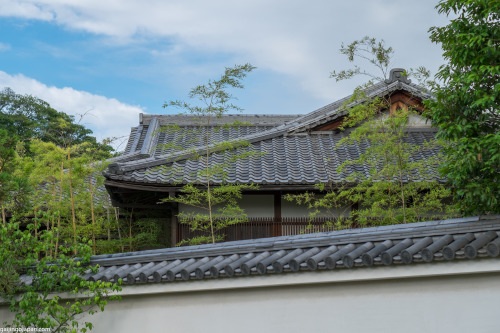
[106,130,440,185]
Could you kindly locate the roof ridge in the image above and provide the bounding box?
[143,114,301,117]
[140,114,301,127]
[286,81,431,134]
[104,80,432,175]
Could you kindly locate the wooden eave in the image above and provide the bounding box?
[311,90,428,132]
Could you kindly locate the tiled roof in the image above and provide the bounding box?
[111,114,299,162]
[105,129,440,185]
[286,80,431,134]
[85,215,500,284]
[141,113,301,127]
[104,73,435,184]
[151,125,279,157]
[123,126,139,154]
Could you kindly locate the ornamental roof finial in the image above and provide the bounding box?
[384,68,411,84]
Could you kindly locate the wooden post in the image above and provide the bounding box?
[171,203,179,247]
[273,192,282,237]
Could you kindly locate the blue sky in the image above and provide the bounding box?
[0,1,451,150]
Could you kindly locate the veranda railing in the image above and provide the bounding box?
[177,217,370,245]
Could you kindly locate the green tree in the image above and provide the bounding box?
[160,64,258,245]
[0,222,121,332]
[14,136,157,255]
[0,129,18,225]
[0,90,120,249]
[0,90,138,255]
[0,130,31,225]
[286,37,458,227]
[330,36,430,85]
[0,88,113,157]
[24,139,121,255]
[330,36,394,82]
[426,0,500,214]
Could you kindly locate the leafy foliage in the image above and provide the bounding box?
[0,88,113,158]
[286,95,457,227]
[330,36,394,82]
[287,37,458,228]
[18,139,134,255]
[161,64,259,245]
[0,87,160,332]
[426,0,500,214]
[330,36,431,86]
[0,129,28,225]
[0,223,121,332]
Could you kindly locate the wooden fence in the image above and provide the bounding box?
[177,217,367,244]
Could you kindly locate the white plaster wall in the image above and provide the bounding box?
[94,273,499,333]
[2,262,500,333]
[239,195,274,217]
[375,112,431,128]
[407,113,432,127]
[180,194,350,219]
[179,195,274,218]
[281,196,349,218]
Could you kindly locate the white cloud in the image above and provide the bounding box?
[0,71,144,150]
[0,1,449,103]
[0,0,53,21]
[0,42,11,52]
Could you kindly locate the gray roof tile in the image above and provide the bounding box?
[104,80,436,184]
[106,131,440,185]
[486,235,500,257]
[51,216,500,285]
[442,233,475,260]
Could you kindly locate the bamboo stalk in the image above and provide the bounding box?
[114,207,124,252]
[34,208,39,260]
[67,150,77,254]
[89,172,96,255]
[205,115,215,244]
[49,172,57,257]
[106,200,111,241]
[55,160,64,257]
[129,208,134,251]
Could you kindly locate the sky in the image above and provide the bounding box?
[0,0,451,151]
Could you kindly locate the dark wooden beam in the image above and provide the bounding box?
[171,203,179,246]
[109,201,171,210]
[389,91,426,113]
[312,117,345,131]
[107,187,144,194]
[273,192,282,237]
[105,180,176,193]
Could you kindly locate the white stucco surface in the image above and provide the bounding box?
[281,196,349,218]
[3,260,496,333]
[180,195,275,218]
[407,113,432,127]
[86,261,500,333]
[180,194,351,220]
[239,195,274,217]
[375,112,431,128]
